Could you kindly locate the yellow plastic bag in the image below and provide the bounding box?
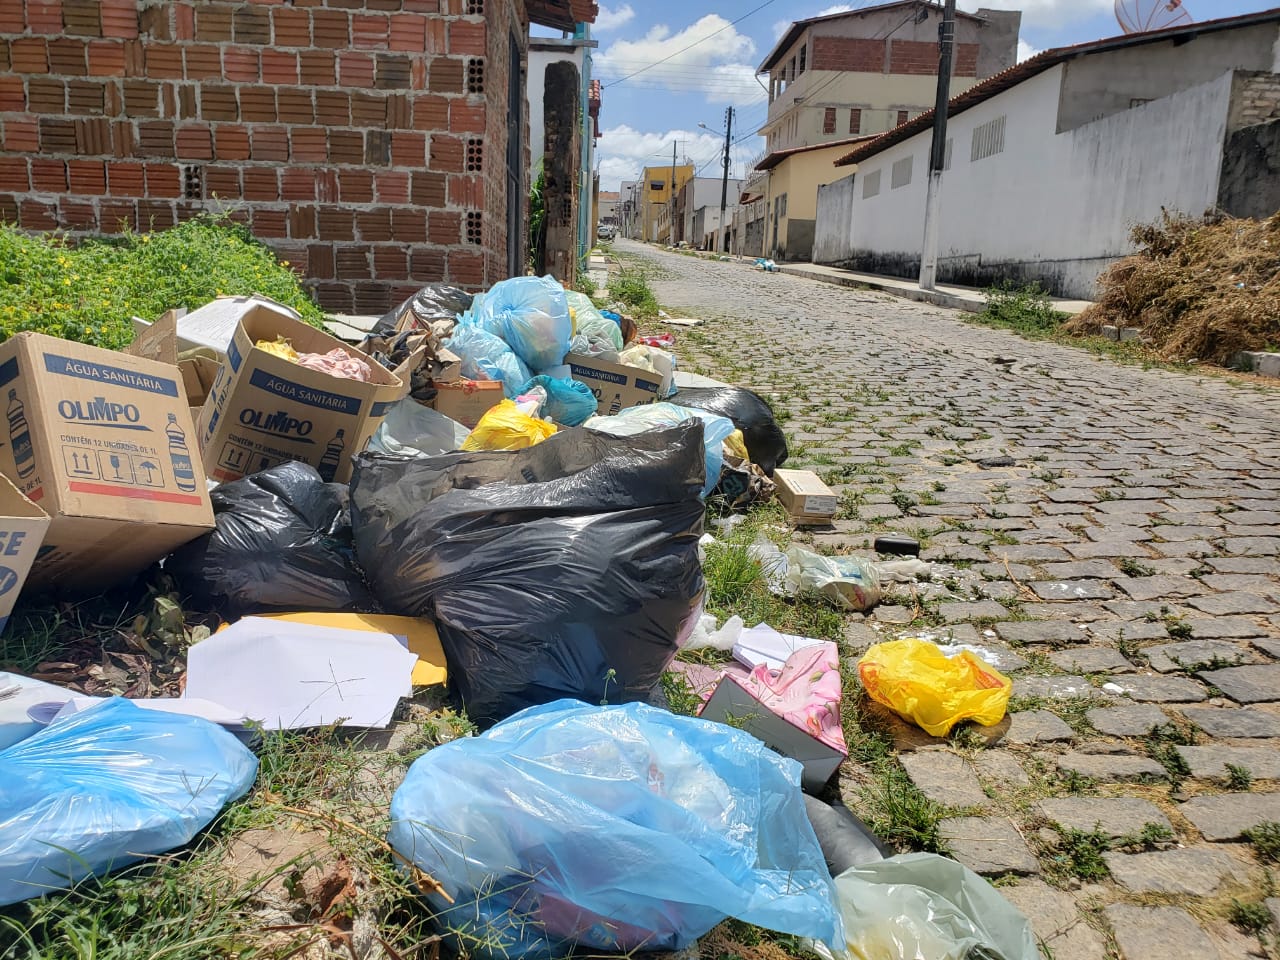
[724,429,750,461]
[461,400,557,452]
[255,337,298,362]
[857,639,1011,737]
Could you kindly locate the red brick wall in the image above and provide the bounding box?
[0,0,528,312]
[889,39,979,77]
[812,37,885,73]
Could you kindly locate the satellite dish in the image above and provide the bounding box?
[1115,0,1194,34]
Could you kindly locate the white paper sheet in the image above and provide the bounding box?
[732,623,825,672]
[184,617,417,730]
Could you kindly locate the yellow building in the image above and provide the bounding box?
[755,137,872,261]
[640,164,694,243]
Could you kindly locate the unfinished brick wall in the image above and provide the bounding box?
[810,36,978,77]
[0,0,529,313]
[1232,71,1280,129]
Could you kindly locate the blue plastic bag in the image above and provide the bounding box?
[586,402,735,497]
[388,699,840,959]
[515,375,597,426]
[0,698,258,906]
[447,323,533,399]
[470,276,571,373]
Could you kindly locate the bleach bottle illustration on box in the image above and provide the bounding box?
[166,413,198,493]
[7,390,34,480]
[316,429,345,483]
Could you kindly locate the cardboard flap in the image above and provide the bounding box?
[124,310,180,365]
[238,309,402,389]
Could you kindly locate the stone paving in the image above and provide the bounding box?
[617,239,1280,959]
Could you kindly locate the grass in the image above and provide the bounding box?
[1245,822,1280,863]
[1045,827,1112,883]
[608,266,660,318]
[0,216,327,350]
[974,282,1068,339]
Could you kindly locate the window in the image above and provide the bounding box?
[862,169,881,198]
[891,155,913,189]
[823,107,836,134]
[970,115,1006,162]
[650,180,665,191]
[896,109,909,126]
[849,108,862,134]
[799,44,807,74]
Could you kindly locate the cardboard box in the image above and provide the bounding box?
[700,676,845,792]
[0,333,215,590]
[197,307,404,484]
[432,379,503,429]
[132,295,301,358]
[566,353,663,416]
[0,475,49,633]
[774,468,839,525]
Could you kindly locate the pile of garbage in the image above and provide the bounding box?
[1068,211,1280,364]
[0,273,1035,958]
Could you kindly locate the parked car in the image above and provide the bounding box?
[597,223,617,241]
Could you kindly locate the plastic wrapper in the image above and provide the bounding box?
[585,403,733,498]
[618,343,659,373]
[566,291,623,351]
[294,347,374,382]
[858,639,1012,737]
[670,386,789,475]
[515,375,597,426]
[349,422,706,725]
[374,283,473,337]
[830,853,1037,960]
[467,276,571,372]
[368,398,469,458]
[168,462,374,615]
[388,699,842,959]
[446,323,533,398]
[785,547,882,611]
[0,698,258,906]
[461,400,558,451]
[256,337,298,362]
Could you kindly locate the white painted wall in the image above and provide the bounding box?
[813,173,857,265]
[818,64,1236,298]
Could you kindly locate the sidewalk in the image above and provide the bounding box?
[773,262,1094,316]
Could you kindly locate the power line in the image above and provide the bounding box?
[602,0,782,89]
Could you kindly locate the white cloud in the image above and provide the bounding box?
[818,3,855,14]
[773,3,855,40]
[595,123,764,191]
[1016,39,1041,61]
[594,3,634,32]
[596,15,765,106]
[960,0,1115,29]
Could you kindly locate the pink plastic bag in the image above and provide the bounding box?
[737,642,846,754]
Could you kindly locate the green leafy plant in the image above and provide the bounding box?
[976,281,1067,337]
[1047,827,1111,882]
[608,267,659,317]
[1245,822,1280,862]
[1228,899,1272,934]
[1226,762,1255,791]
[0,216,326,350]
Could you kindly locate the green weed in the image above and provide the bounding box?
[1045,827,1111,883]
[1226,763,1255,791]
[608,267,660,317]
[975,282,1067,338]
[1245,822,1280,862]
[1228,900,1272,934]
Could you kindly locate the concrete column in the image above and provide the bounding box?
[542,60,581,287]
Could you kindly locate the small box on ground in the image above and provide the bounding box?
[566,353,662,415]
[773,469,839,525]
[132,295,302,358]
[699,676,845,792]
[197,307,404,485]
[432,379,503,429]
[0,475,49,633]
[0,333,214,590]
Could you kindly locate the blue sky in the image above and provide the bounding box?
[563,0,1278,190]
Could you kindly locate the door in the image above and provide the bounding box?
[505,31,523,278]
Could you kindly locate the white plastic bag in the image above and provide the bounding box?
[368,398,469,458]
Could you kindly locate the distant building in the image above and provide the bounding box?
[597,190,620,226]
[640,164,694,243]
[814,8,1280,299]
[674,177,741,248]
[752,1,1020,262]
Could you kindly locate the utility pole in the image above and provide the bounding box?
[719,106,734,253]
[669,140,677,245]
[918,0,955,291]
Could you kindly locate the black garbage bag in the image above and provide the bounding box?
[670,386,789,476]
[803,795,891,875]
[374,283,474,337]
[168,462,375,616]
[349,422,707,727]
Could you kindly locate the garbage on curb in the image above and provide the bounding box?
[432,378,504,428]
[167,462,374,616]
[858,638,1013,737]
[349,422,706,727]
[197,310,406,485]
[131,294,302,359]
[566,351,666,413]
[699,641,847,792]
[0,670,72,750]
[374,283,474,338]
[750,540,884,611]
[826,853,1038,960]
[668,386,789,476]
[387,699,842,959]
[463,275,572,373]
[0,332,215,590]
[774,468,839,525]
[367,398,470,458]
[446,322,534,398]
[514,374,597,427]
[460,400,558,451]
[0,697,257,906]
[803,795,892,875]
[0,475,49,632]
[184,617,417,730]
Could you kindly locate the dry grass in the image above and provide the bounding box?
[1068,211,1280,364]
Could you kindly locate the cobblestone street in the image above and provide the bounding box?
[618,239,1280,959]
